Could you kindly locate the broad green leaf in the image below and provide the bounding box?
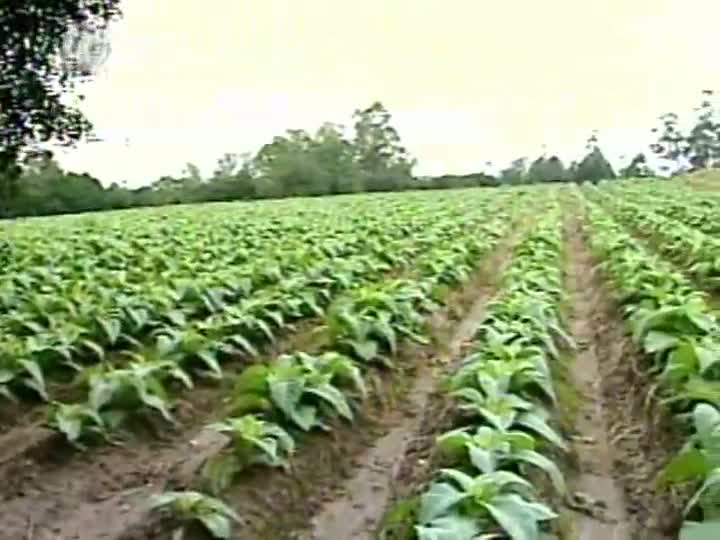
[484,493,556,540]
[268,374,304,421]
[695,404,720,439]
[685,467,720,516]
[436,429,471,458]
[233,365,269,395]
[514,449,566,494]
[202,453,241,495]
[644,331,679,354]
[306,383,353,421]
[418,482,468,524]
[516,411,567,450]
[468,445,496,474]
[19,359,48,401]
[351,339,378,362]
[55,411,82,442]
[289,404,318,431]
[660,449,710,485]
[199,513,233,539]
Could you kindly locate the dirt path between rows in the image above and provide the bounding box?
[565,218,631,540]
[564,216,684,540]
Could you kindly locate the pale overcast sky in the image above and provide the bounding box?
[55,0,720,186]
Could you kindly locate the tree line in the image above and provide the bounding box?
[0,94,708,218]
[1,102,435,217]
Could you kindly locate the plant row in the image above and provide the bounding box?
[597,179,720,237]
[586,182,720,288]
[391,205,569,540]
[581,193,720,538]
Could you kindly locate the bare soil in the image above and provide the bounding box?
[565,217,686,540]
[564,218,631,539]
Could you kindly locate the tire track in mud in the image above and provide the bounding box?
[564,215,684,540]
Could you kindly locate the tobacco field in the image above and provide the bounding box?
[1,181,719,540]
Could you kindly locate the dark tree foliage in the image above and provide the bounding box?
[0,0,119,216]
[650,90,720,173]
[0,0,121,158]
[619,153,654,178]
[526,155,568,183]
[573,131,615,183]
[2,102,441,218]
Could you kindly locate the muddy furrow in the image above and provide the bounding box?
[564,218,630,539]
[564,216,683,540]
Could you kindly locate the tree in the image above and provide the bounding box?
[526,155,568,183]
[0,151,23,216]
[311,123,361,194]
[1,1,121,159]
[252,130,325,197]
[685,90,720,170]
[650,112,689,173]
[499,157,528,184]
[0,1,120,217]
[574,131,616,183]
[212,153,240,181]
[619,153,654,178]
[352,102,415,191]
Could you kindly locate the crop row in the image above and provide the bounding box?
[581,193,720,537]
[145,194,544,538]
[587,182,720,288]
[596,180,720,237]
[0,192,502,404]
[388,204,569,540]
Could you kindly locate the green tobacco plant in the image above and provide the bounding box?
[582,189,720,534]
[228,352,363,431]
[415,469,556,540]
[408,206,567,540]
[449,338,556,405]
[326,280,433,365]
[451,377,566,450]
[661,403,720,519]
[201,414,295,494]
[47,402,112,446]
[148,490,241,539]
[85,359,191,422]
[437,425,565,495]
[150,328,225,380]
